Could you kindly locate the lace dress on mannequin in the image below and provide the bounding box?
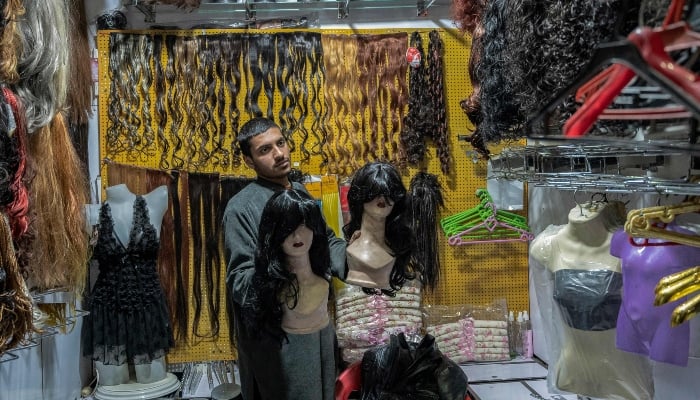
[530,202,653,400]
[82,184,174,385]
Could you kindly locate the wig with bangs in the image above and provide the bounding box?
[342,161,416,293]
[243,188,330,344]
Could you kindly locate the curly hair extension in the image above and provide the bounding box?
[245,34,276,121]
[0,91,20,209]
[342,162,417,294]
[221,34,243,169]
[408,172,443,292]
[0,212,34,355]
[165,35,185,169]
[190,35,217,169]
[243,189,331,344]
[25,113,89,294]
[117,34,144,161]
[307,32,329,166]
[0,0,23,84]
[65,0,93,126]
[105,33,128,156]
[333,34,360,174]
[152,34,171,170]
[2,88,29,240]
[427,30,451,174]
[401,32,429,165]
[452,0,487,34]
[356,35,378,164]
[14,0,69,134]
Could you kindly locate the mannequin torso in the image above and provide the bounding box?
[530,202,652,399]
[345,201,396,289]
[281,261,330,334]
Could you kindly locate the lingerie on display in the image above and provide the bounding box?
[82,196,174,365]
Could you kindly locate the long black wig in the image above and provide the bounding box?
[342,161,417,294]
[243,188,331,344]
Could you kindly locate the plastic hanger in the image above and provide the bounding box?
[624,197,700,247]
[564,21,700,137]
[654,265,700,326]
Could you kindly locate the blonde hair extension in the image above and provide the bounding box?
[320,34,342,174]
[14,0,69,134]
[25,113,89,294]
[0,0,24,84]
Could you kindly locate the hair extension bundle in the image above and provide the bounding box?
[220,34,244,168]
[14,0,70,134]
[306,32,329,166]
[25,113,89,294]
[165,35,185,169]
[426,31,451,174]
[0,0,23,84]
[0,212,34,355]
[65,0,93,127]
[208,35,231,169]
[152,34,171,170]
[400,32,429,165]
[408,172,443,291]
[244,34,276,121]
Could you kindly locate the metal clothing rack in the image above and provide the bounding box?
[125,0,441,22]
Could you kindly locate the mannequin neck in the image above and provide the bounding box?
[359,214,386,242]
[563,211,610,248]
[286,253,314,282]
[105,184,136,204]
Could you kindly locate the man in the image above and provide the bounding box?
[223,117,346,400]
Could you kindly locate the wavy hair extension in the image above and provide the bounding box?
[221,34,243,168]
[401,32,429,165]
[376,33,408,168]
[307,32,328,166]
[165,35,185,169]
[208,35,230,168]
[105,33,128,156]
[275,32,298,155]
[408,172,443,292]
[65,0,92,126]
[0,91,19,210]
[2,88,29,240]
[105,162,188,344]
[25,113,89,294]
[152,34,171,170]
[244,34,276,121]
[426,31,451,174]
[0,212,34,355]
[289,33,311,162]
[179,36,209,169]
[342,162,417,294]
[452,0,487,34]
[135,34,155,155]
[322,34,356,175]
[319,35,341,174]
[0,0,24,84]
[14,0,69,134]
[243,189,331,344]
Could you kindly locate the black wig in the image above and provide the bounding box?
[342,161,417,293]
[245,188,331,344]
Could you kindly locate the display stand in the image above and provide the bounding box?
[94,372,180,400]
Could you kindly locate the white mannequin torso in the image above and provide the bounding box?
[345,211,395,289]
[105,184,168,243]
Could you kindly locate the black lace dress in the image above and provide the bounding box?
[82,196,174,365]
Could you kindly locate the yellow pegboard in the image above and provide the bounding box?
[97,28,530,364]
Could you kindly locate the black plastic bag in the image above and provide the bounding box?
[360,333,469,400]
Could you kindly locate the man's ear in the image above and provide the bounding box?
[243,155,255,169]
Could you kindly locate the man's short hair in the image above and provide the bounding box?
[236,117,281,157]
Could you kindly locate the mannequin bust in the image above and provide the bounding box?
[342,162,415,292]
[92,184,170,386]
[530,201,653,399]
[241,188,336,399]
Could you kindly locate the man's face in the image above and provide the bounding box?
[244,127,291,185]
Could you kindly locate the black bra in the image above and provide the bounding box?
[553,269,622,331]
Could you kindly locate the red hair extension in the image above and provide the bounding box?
[2,87,29,239]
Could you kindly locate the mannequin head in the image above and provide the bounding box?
[247,188,330,342]
[343,161,416,292]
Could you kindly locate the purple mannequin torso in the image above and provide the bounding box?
[611,227,700,366]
